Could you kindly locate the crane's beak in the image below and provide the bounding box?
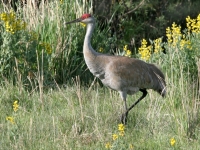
[65,18,82,24]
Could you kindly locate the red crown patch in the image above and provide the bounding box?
[81,14,91,19]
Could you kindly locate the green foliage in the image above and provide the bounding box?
[0,12,38,83]
[141,14,200,81]
[106,0,200,53]
[0,1,97,87]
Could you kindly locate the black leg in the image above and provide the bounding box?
[121,89,147,124]
[127,89,147,112]
[121,111,129,124]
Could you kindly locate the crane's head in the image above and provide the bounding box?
[65,13,94,25]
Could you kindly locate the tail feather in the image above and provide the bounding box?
[149,64,166,97]
[153,71,166,97]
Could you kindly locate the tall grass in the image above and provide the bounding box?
[0,0,95,87]
[0,0,200,150]
[0,64,199,149]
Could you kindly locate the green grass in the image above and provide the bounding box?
[0,73,199,149]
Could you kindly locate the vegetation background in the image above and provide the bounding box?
[0,0,200,149]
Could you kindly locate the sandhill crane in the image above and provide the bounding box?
[65,14,166,124]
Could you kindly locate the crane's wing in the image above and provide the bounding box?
[103,56,165,95]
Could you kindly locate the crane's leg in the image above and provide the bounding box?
[127,89,147,112]
[121,89,147,124]
[119,91,128,124]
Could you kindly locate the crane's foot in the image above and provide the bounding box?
[120,112,128,125]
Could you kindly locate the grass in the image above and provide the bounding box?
[0,71,200,149]
[0,1,200,149]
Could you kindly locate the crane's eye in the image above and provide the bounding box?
[81,14,91,20]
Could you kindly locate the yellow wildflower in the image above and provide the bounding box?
[40,42,52,54]
[118,123,125,136]
[124,45,128,51]
[98,47,104,52]
[129,144,134,149]
[171,22,182,40]
[186,14,200,33]
[0,11,26,34]
[166,22,184,47]
[112,134,118,140]
[13,100,19,112]
[0,13,8,21]
[141,39,147,45]
[9,11,15,21]
[118,123,125,132]
[105,142,112,149]
[123,45,132,57]
[138,39,152,61]
[170,137,176,146]
[45,43,52,54]
[197,14,200,21]
[186,16,191,22]
[125,50,132,57]
[6,116,15,124]
[166,27,172,43]
[154,38,163,53]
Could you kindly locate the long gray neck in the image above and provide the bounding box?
[83,20,99,60]
[84,23,94,47]
[83,20,105,78]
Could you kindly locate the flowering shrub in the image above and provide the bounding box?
[186,14,200,33]
[0,11,26,34]
[0,11,53,85]
[0,11,36,81]
[137,14,200,80]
